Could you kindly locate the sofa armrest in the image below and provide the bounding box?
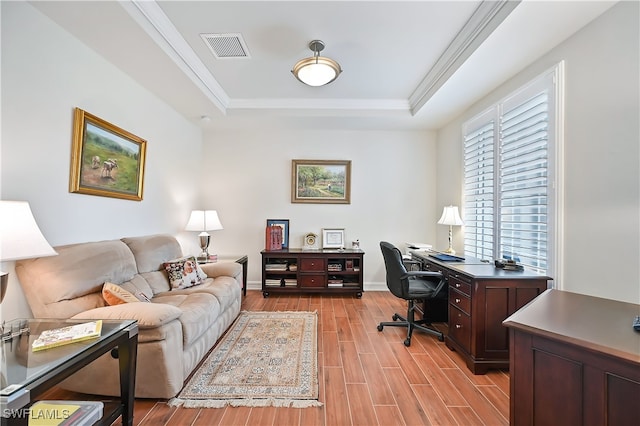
[71,302,182,329]
[200,262,242,280]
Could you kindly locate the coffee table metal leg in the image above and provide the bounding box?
[118,327,138,426]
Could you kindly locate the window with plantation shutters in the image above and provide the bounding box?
[464,119,495,261]
[500,91,549,273]
[463,66,561,277]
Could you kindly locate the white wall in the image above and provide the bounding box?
[0,2,203,319]
[200,128,438,289]
[436,1,640,303]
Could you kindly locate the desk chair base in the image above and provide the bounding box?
[377,300,444,346]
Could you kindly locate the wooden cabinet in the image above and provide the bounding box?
[261,249,364,298]
[504,289,640,426]
[412,251,550,374]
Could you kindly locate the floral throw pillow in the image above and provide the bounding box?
[163,256,206,289]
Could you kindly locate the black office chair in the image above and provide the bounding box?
[377,241,447,346]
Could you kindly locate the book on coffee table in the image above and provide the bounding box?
[29,400,103,426]
[32,320,103,352]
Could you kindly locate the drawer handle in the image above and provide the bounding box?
[455,298,461,303]
[455,324,462,329]
[455,283,461,288]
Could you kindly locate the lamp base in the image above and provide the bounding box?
[442,247,456,255]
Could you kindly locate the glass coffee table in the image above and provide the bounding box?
[0,318,138,425]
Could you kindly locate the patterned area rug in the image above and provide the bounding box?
[168,311,321,408]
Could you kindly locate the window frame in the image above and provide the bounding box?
[462,62,564,284]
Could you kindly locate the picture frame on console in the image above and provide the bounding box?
[70,107,147,201]
[291,159,351,204]
[322,228,345,249]
[266,219,290,249]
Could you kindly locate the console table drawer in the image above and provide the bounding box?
[299,274,325,287]
[300,258,326,272]
[449,288,471,314]
[449,305,471,352]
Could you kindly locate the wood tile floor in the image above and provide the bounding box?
[45,290,509,425]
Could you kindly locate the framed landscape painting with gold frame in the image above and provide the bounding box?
[69,108,147,201]
[291,159,351,204]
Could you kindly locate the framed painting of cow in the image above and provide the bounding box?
[69,107,147,201]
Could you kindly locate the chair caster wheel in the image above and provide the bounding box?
[392,314,400,321]
[377,325,383,331]
[404,339,411,347]
[438,335,444,342]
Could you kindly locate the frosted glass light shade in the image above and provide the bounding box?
[0,201,57,261]
[292,40,342,86]
[292,57,341,86]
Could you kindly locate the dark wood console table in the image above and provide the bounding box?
[504,289,640,426]
[411,251,551,374]
[261,249,364,298]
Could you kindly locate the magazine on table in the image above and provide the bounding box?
[32,320,103,352]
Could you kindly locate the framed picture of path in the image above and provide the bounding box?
[69,108,147,201]
[291,159,351,204]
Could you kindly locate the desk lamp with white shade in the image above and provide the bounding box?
[185,210,223,262]
[0,201,57,304]
[437,205,464,255]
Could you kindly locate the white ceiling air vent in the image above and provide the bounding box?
[200,33,251,59]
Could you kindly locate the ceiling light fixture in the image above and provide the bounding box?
[292,40,342,87]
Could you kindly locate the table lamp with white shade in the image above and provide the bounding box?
[437,205,464,255]
[185,210,223,261]
[0,201,57,303]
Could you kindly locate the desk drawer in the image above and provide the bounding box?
[299,274,325,287]
[449,276,471,297]
[448,305,471,352]
[449,288,471,315]
[300,258,326,272]
[422,260,447,278]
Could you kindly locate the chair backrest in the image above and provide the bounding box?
[379,241,410,299]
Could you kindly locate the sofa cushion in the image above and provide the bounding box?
[163,256,206,289]
[15,240,137,316]
[72,302,182,329]
[122,235,183,273]
[119,275,153,301]
[152,292,221,347]
[102,283,141,305]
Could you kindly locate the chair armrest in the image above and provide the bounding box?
[403,271,443,280]
[404,270,447,297]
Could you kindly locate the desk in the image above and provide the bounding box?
[411,251,551,374]
[1,319,138,425]
[504,290,640,425]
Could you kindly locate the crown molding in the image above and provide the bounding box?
[124,0,518,118]
[229,98,411,115]
[409,0,521,115]
[124,0,230,113]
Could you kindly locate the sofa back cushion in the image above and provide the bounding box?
[121,234,183,294]
[15,240,137,318]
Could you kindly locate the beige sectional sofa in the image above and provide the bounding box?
[15,234,242,399]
